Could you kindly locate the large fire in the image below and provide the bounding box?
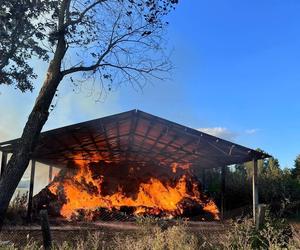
[35,156,219,221]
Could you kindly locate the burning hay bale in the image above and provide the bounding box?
[34,159,219,221]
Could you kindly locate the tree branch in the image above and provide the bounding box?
[61,23,149,76]
[62,0,108,30]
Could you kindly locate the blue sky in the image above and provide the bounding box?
[1,0,300,169]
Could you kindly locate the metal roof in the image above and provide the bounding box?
[0,110,270,168]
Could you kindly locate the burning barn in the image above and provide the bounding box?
[0,110,269,222]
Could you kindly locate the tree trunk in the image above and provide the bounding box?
[0,38,66,229]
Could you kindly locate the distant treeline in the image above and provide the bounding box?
[196,151,300,217]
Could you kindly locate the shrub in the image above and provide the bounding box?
[222,218,255,250]
[222,214,294,250]
[258,216,292,249]
[4,192,28,225]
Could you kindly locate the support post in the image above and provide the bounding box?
[27,160,36,221]
[0,152,8,178]
[48,166,53,184]
[252,158,258,224]
[202,168,206,190]
[221,165,226,220]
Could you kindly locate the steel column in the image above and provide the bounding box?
[0,152,8,178]
[48,165,53,183]
[202,168,206,190]
[221,165,226,220]
[252,158,258,224]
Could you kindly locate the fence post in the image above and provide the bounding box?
[256,204,266,229]
[40,209,52,250]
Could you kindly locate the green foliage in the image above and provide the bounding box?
[256,159,300,217]
[0,0,54,91]
[0,0,179,94]
[201,155,300,215]
[291,155,300,180]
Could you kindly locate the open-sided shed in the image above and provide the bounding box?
[0,109,270,221]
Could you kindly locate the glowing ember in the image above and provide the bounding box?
[39,156,219,221]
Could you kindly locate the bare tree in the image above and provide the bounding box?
[0,0,178,227]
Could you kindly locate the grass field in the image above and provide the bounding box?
[1,218,300,249]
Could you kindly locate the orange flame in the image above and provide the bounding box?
[47,155,219,220]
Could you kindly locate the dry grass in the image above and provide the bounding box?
[113,220,200,250]
[2,216,300,249]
